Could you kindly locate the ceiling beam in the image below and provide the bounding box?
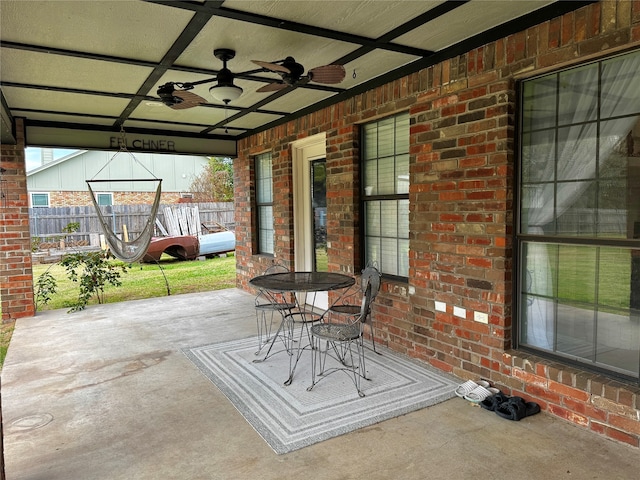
[142,0,435,58]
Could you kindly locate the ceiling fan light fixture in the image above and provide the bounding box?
[209,83,243,104]
[209,48,243,104]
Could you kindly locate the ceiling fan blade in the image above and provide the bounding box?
[169,90,206,110]
[256,82,288,93]
[308,64,346,84]
[252,60,291,74]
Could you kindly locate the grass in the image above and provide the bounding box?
[0,253,237,368]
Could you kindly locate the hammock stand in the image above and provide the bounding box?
[87,143,162,263]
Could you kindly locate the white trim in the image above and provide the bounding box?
[291,133,327,309]
[30,192,50,207]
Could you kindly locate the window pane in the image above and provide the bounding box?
[31,194,48,207]
[377,156,395,195]
[557,63,598,126]
[521,242,558,298]
[364,124,377,159]
[557,245,596,304]
[522,76,556,131]
[366,201,381,236]
[97,193,112,206]
[555,302,595,359]
[397,238,409,277]
[396,154,409,194]
[381,201,397,237]
[381,237,398,276]
[601,51,640,119]
[599,247,632,309]
[256,154,273,203]
[365,235,381,267]
[522,130,556,184]
[595,309,640,377]
[258,205,273,254]
[520,183,554,235]
[555,181,596,236]
[378,117,395,158]
[398,199,409,238]
[557,125,597,181]
[363,158,377,196]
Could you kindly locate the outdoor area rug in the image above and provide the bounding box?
[183,335,458,454]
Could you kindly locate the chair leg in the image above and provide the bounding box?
[367,317,382,355]
[253,310,289,363]
[255,308,273,355]
[306,336,368,397]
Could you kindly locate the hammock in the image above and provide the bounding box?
[87,179,162,263]
[87,135,163,263]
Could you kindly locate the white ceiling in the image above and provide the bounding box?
[0,0,595,155]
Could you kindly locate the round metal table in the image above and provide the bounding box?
[249,271,355,385]
[249,271,355,293]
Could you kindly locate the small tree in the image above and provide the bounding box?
[189,156,234,202]
[59,251,130,312]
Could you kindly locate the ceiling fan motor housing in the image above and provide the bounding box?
[280,57,305,83]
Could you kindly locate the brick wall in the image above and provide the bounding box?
[46,190,183,207]
[1,118,35,320]
[236,1,640,447]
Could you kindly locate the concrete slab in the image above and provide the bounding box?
[2,289,638,480]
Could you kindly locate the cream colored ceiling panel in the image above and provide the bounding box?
[397,0,556,51]
[227,112,282,129]
[260,89,335,113]
[132,101,227,127]
[0,0,194,62]
[1,49,153,93]
[3,86,129,116]
[176,16,357,74]
[341,51,418,89]
[223,0,444,39]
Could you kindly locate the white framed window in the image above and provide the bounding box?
[362,113,410,279]
[95,192,113,206]
[30,192,50,207]
[517,49,640,381]
[255,152,274,255]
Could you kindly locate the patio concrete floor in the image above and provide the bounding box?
[1,289,638,480]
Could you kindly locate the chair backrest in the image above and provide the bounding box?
[264,263,289,275]
[357,283,374,324]
[360,265,381,302]
[255,263,290,304]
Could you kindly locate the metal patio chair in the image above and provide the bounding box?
[307,283,374,397]
[326,263,382,354]
[253,264,296,358]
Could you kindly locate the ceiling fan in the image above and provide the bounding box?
[252,57,346,92]
[156,48,243,109]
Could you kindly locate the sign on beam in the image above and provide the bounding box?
[25,125,236,157]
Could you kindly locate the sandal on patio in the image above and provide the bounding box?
[524,400,541,417]
[480,391,509,411]
[495,396,527,421]
[454,379,490,398]
[464,386,499,403]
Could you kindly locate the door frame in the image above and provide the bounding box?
[291,132,327,307]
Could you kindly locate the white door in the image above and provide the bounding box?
[292,133,328,309]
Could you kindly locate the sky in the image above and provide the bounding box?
[25,147,79,171]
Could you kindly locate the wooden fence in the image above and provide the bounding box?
[29,202,235,246]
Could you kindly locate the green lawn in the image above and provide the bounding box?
[0,254,237,368]
[32,253,237,311]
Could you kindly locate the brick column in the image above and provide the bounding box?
[1,118,35,321]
